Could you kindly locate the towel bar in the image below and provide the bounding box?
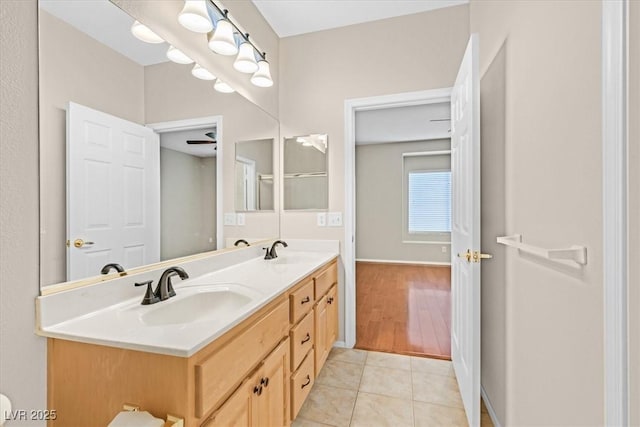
[496,234,587,265]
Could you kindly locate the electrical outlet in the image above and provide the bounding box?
[442,246,447,253]
[223,213,236,226]
[236,213,245,226]
[317,213,327,227]
[328,212,343,227]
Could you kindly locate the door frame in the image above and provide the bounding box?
[343,88,452,348]
[602,0,629,424]
[147,115,224,250]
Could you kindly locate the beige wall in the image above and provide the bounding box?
[0,0,47,423]
[471,1,603,425]
[278,4,470,343]
[160,148,216,260]
[39,11,145,285]
[629,1,639,425]
[355,140,451,263]
[144,62,280,242]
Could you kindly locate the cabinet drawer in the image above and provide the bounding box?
[314,262,337,300]
[290,279,314,324]
[290,311,314,371]
[195,300,289,418]
[291,350,315,420]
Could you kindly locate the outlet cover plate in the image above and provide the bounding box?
[236,213,245,226]
[224,213,236,226]
[328,212,342,227]
[317,213,327,227]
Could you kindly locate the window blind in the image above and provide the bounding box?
[407,171,451,233]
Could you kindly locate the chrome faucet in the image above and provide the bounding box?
[155,267,189,301]
[264,240,288,259]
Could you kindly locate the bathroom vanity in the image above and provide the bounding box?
[38,246,339,426]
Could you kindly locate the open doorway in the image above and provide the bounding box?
[352,100,453,359]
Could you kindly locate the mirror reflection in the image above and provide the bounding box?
[38,0,280,287]
[283,134,329,210]
[235,139,274,211]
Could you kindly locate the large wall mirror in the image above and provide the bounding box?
[235,139,275,211]
[283,134,329,210]
[38,0,280,289]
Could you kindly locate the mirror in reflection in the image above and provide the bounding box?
[235,138,275,211]
[38,0,280,287]
[283,134,329,210]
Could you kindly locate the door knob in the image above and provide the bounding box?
[73,238,95,248]
[457,249,472,263]
[473,251,493,263]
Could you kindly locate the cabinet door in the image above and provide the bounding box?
[205,378,255,427]
[326,285,338,349]
[254,338,290,427]
[314,295,329,376]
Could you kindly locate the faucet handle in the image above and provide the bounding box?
[263,247,274,260]
[135,280,159,305]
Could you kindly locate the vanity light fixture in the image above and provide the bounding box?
[233,37,259,73]
[208,13,238,56]
[178,0,213,33]
[167,46,194,64]
[131,20,164,44]
[214,79,235,93]
[192,63,216,80]
[250,56,273,87]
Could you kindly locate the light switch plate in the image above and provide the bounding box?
[236,213,245,226]
[317,212,327,227]
[224,213,236,226]
[328,212,342,227]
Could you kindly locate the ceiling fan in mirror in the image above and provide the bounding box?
[186,131,217,149]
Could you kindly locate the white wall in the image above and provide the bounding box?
[470,1,604,424]
[355,140,452,264]
[0,0,47,424]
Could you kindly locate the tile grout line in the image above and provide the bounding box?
[410,356,416,427]
[347,350,368,427]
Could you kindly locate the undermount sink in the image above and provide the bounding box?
[140,284,260,327]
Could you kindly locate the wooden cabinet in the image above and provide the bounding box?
[205,338,290,427]
[47,257,338,427]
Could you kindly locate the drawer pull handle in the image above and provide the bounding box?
[261,377,269,387]
[300,296,310,304]
[253,385,263,396]
[301,333,311,344]
[301,375,311,389]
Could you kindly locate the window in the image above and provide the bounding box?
[407,171,452,233]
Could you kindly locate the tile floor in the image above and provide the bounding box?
[293,348,494,427]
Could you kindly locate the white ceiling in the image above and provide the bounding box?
[251,0,469,38]
[160,128,217,158]
[40,0,168,66]
[355,103,450,145]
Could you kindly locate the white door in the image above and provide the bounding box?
[67,102,160,281]
[451,34,483,427]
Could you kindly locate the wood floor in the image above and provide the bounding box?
[355,262,452,359]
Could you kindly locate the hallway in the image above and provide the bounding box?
[355,263,451,359]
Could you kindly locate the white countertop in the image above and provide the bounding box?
[37,249,338,357]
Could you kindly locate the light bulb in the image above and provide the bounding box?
[166,46,193,64]
[250,59,273,87]
[208,19,238,56]
[178,0,213,33]
[131,20,164,44]
[234,41,258,73]
[191,64,216,80]
[214,79,235,93]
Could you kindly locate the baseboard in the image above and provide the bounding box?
[481,386,502,427]
[355,258,451,266]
